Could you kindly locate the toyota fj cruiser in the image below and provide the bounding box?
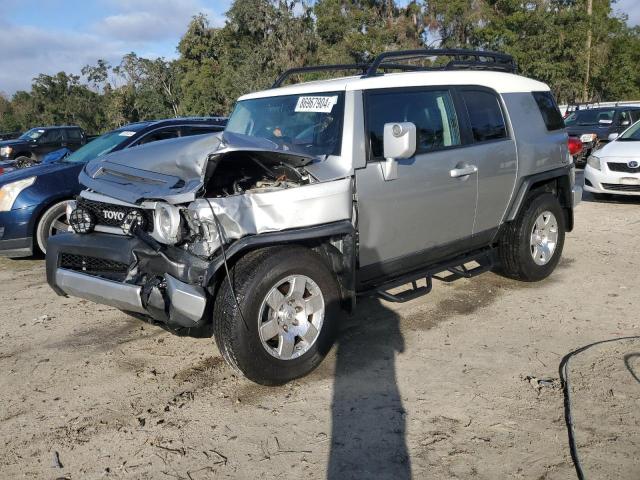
[46,50,582,385]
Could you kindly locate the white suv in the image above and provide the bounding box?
[47,49,581,385]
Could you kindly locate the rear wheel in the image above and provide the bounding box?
[35,201,70,255]
[495,193,565,282]
[213,246,340,385]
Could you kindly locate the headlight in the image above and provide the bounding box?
[587,155,601,171]
[0,177,36,212]
[0,146,13,157]
[154,203,182,244]
[580,133,597,143]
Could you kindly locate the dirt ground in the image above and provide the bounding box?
[1,178,639,479]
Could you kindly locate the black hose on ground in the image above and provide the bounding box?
[559,335,640,480]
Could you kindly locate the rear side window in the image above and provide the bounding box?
[181,125,223,137]
[618,111,633,126]
[66,129,83,141]
[136,127,181,146]
[42,129,64,143]
[461,90,508,142]
[532,91,565,131]
[631,110,640,123]
[366,89,461,159]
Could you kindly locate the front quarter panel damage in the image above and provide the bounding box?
[186,177,352,256]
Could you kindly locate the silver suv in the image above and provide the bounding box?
[46,50,582,385]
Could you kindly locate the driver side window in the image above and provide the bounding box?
[366,89,461,160]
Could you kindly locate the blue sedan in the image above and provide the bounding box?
[0,118,226,257]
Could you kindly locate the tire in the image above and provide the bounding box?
[35,201,70,255]
[213,246,340,385]
[495,192,565,282]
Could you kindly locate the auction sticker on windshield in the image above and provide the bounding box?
[295,96,339,113]
[118,131,137,137]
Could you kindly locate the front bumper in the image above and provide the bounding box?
[584,164,640,195]
[56,268,146,313]
[46,232,210,331]
[0,206,37,256]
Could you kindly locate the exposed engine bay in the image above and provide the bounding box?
[203,152,309,197]
[73,132,352,262]
[181,152,350,259]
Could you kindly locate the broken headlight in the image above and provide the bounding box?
[154,203,182,244]
[183,202,222,258]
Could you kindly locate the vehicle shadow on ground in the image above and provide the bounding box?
[327,297,411,480]
[581,191,640,205]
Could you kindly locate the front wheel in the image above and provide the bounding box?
[212,246,340,385]
[35,201,70,255]
[495,193,565,282]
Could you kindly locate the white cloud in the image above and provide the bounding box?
[616,0,640,26]
[0,20,124,95]
[0,0,228,96]
[94,0,224,41]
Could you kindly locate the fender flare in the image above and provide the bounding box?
[505,164,575,231]
[203,220,357,308]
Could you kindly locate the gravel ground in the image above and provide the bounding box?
[1,181,639,479]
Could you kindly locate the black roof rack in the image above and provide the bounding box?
[272,62,429,88]
[273,64,368,88]
[365,49,517,77]
[272,48,517,88]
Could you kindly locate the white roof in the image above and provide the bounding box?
[240,70,549,101]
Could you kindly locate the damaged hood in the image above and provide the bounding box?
[80,133,223,204]
[80,131,320,204]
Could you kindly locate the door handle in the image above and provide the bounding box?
[450,165,478,178]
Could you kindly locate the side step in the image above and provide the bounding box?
[364,250,494,303]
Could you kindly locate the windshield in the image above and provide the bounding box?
[564,109,615,126]
[19,128,46,140]
[618,121,640,141]
[63,129,138,164]
[225,92,345,156]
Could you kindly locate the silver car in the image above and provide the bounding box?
[46,49,581,385]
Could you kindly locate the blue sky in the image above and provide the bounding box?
[0,0,638,96]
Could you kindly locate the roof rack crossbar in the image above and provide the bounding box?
[365,48,517,77]
[271,49,516,88]
[273,64,369,88]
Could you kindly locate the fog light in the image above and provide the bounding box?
[121,210,146,236]
[69,207,95,234]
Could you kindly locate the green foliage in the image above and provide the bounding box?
[0,0,638,134]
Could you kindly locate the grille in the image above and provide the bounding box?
[607,162,640,173]
[76,198,153,231]
[602,183,640,192]
[60,253,129,276]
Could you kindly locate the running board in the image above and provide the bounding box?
[362,250,494,303]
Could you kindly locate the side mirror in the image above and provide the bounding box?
[621,120,631,127]
[608,132,619,141]
[382,122,416,181]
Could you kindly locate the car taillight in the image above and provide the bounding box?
[568,137,583,156]
[0,168,3,175]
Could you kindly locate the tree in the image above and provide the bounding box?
[1,0,639,134]
[314,0,425,65]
